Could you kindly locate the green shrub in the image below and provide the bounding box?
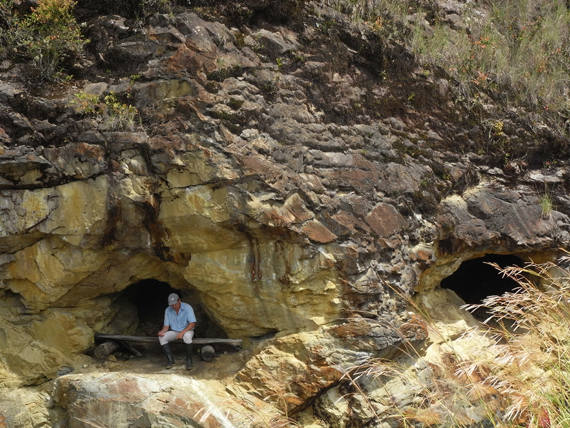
[4,0,87,80]
[67,91,101,115]
[0,0,16,59]
[139,0,173,18]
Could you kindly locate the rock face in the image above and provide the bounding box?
[0,0,569,426]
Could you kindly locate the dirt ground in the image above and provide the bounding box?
[80,341,250,380]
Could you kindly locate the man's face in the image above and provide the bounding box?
[171,300,181,311]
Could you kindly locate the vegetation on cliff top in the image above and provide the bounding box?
[322,0,570,168]
[0,0,568,142]
[327,0,570,121]
[0,0,87,80]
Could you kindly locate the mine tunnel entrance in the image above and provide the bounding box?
[441,254,524,321]
[114,279,227,339]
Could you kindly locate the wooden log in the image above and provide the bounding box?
[120,340,144,357]
[94,334,242,347]
[94,341,120,359]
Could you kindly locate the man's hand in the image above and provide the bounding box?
[176,331,185,340]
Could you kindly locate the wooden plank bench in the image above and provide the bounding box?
[94,334,242,361]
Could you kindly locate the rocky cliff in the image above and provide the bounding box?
[0,0,569,426]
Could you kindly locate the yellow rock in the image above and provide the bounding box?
[183,241,342,337]
[5,237,108,311]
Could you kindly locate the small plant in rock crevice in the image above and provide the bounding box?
[538,183,554,218]
[103,92,139,131]
[68,91,100,114]
[228,97,244,110]
[68,90,140,131]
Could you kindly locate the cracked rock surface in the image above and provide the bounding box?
[0,0,569,426]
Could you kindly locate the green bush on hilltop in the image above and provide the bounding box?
[0,0,87,81]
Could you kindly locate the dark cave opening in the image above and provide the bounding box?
[119,279,177,336]
[440,254,524,320]
[115,279,227,339]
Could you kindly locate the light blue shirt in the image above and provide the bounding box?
[164,302,196,331]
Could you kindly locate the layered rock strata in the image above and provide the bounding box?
[0,0,569,426]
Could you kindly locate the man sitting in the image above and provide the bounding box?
[157,293,196,369]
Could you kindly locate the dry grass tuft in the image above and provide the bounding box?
[339,254,570,427]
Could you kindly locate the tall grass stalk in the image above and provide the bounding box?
[464,259,570,427]
[539,183,554,218]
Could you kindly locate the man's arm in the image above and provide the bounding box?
[158,325,169,336]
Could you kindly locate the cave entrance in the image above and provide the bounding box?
[116,279,227,338]
[118,279,178,336]
[440,254,524,321]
